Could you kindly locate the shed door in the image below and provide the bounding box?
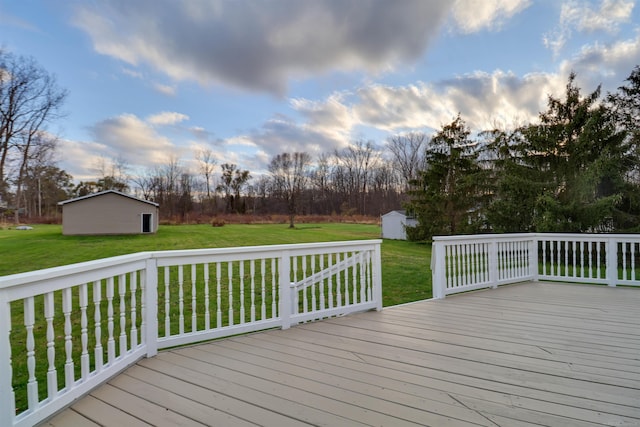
[142,213,152,233]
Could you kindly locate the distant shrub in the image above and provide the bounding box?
[211,218,226,227]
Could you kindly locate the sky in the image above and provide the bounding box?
[1,0,639,182]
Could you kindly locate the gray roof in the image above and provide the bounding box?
[58,190,159,207]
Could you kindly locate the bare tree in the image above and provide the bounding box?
[14,131,57,221]
[95,156,130,192]
[334,140,381,215]
[269,152,312,228]
[387,132,426,190]
[195,148,217,211]
[217,163,251,213]
[0,50,67,203]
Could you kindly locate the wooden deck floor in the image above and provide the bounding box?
[42,282,640,427]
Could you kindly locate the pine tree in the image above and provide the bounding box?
[407,115,489,240]
[518,73,632,232]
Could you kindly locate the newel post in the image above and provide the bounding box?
[529,236,539,282]
[0,293,15,427]
[374,243,383,311]
[606,238,618,287]
[279,251,292,330]
[489,239,499,289]
[144,257,159,357]
[431,240,445,299]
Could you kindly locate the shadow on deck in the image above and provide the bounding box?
[42,282,640,427]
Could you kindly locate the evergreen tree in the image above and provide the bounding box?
[518,73,632,232]
[484,128,543,232]
[407,115,489,240]
[607,66,640,231]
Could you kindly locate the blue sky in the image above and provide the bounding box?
[2,0,639,181]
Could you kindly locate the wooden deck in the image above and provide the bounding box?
[42,282,640,427]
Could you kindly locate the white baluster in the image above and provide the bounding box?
[130,272,138,349]
[191,264,197,333]
[462,244,469,284]
[216,262,222,328]
[359,252,366,303]
[344,253,351,305]
[327,254,334,309]
[597,242,602,279]
[319,255,326,310]
[204,263,210,330]
[178,266,184,335]
[351,252,358,304]
[164,266,170,337]
[239,261,246,323]
[301,256,307,313]
[631,243,636,281]
[139,269,146,347]
[106,277,115,363]
[366,251,372,300]
[79,283,90,380]
[311,255,317,312]
[260,259,266,320]
[5,303,15,417]
[622,242,628,280]
[62,287,74,387]
[44,292,57,399]
[271,258,277,317]
[291,255,299,314]
[336,253,342,306]
[93,280,103,371]
[541,240,547,276]
[228,262,234,326]
[580,241,585,278]
[250,260,256,322]
[588,241,594,278]
[118,274,127,356]
[24,296,38,409]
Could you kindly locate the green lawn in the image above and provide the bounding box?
[0,223,432,306]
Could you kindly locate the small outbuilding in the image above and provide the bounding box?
[381,210,418,240]
[58,190,159,235]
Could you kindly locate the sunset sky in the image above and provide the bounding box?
[2,0,639,181]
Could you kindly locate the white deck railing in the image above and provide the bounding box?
[0,240,382,427]
[432,233,640,298]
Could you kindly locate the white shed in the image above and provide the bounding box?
[381,210,418,240]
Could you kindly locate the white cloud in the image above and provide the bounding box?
[565,0,634,33]
[559,32,640,91]
[73,1,452,95]
[544,0,635,55]
[89,113,181,166]
[451,0,532,33]
[153,83,177,96]
[146,111,189,126]
[57,139,111,181]
[121,67,143,79]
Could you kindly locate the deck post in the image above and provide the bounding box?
[489,238,498,289]
[144,258,159,357]
[431,240,445,299]
[0,294,15,427]
[606,238,618,287]
[529,236,539,281]
[374,243,383,311]
[280,251,292,330]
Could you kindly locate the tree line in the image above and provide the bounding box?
[2,49,639,234]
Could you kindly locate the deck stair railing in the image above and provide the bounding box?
[0,240,382,427]
[432,233,640,298]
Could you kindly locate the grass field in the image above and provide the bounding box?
[0,223,433,306]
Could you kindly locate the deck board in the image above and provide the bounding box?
[41,282,640,426]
